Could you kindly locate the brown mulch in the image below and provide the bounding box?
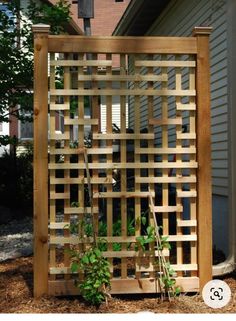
[0,256,236,313]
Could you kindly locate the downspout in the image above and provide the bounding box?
[212,0,236,277]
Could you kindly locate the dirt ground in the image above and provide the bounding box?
[0,256,236,314]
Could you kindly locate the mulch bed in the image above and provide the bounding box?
[0,256,236,313]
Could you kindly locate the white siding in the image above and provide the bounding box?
[100,96,128,133]
[129,0,228,196]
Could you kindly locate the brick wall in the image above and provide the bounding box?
[70,0,131,36]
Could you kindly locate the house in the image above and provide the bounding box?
[113,0,236,274]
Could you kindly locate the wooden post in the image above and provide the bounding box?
[193,27,213,291]
[32,24,50,297]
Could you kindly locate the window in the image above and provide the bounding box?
[0,3,15,30]
[19,110,33,140]
[19,118,33,140]
[115,0,124,2]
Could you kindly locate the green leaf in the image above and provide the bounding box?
[175,287,181,295]
[70,261,79,273]
[94,248,101,257]
[81,255,89,265]
[94,280,101,288]
[146,226,154,236]
[136,236,145,244]
[141,216,147,226]
[161,236,169,242]
[89,254,96,264]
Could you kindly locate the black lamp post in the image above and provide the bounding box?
[72,0,94,35]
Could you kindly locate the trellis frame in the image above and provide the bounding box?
[33,24,212,297]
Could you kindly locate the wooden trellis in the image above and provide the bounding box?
[33,25,212,297]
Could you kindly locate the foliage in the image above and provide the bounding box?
[69,246,111,306]
[159,262,181,297]
[0,0,71,146]
[134,217,180,299]
[0,142,33,213]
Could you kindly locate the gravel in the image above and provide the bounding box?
[0,216,33,262]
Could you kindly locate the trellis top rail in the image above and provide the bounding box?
[46,35,198,54]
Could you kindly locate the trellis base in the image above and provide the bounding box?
[48,277,199,296]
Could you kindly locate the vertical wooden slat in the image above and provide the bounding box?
[161,56,169,249]
[32,24,50,297]
[193,27,213,290]
[49,53,56,281]
[120,54,127,278]
[91,54,99,238]
[147,54,155,278]
[78,53,85,266]
[106,53,113,276]
[175,59,183,276]
[189,60,197,277]
[63,53,71,280]
[134,55,141,278]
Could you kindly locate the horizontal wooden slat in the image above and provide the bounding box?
[135,263,198,272]
[177,133,196,139]
[50,147,113,155]
[64,207,99,214]
[93,191,155,198]
[177,220,197,227]
[50,192,70,199]
[48,161,198,170]
[50,177,113,184]
[78,74,168,82]
[49,222,70,229]
[50,60,112,66]
[50,103,70,110]
[93,133,154,140]
[176,191,197,198]
[49,236,132,245]
[50,89,196,97]
[48,277,199,295]
[136,176,197,183]
[64,118,98,125]
[167,235,197,241]
[49,237,83,245]
[50,234,196,245]
[48,250,169,269]
[172,264,198,271]
[135,60,196,67]
[149,118,182,125]
[152,205,183,213]
[48,36,198,54]
[135,147,196,154]
[50,133,70,140]
[176,102,196,110]
[49,261,198,275]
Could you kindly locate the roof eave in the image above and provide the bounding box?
[113,0,171,36]
[113,0,144,36]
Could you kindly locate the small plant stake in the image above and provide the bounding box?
[67,147,111,306]
[148,188,180,301]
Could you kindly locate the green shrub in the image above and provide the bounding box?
[0,143,33,215]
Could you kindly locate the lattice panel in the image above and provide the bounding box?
[48,51,198,294]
